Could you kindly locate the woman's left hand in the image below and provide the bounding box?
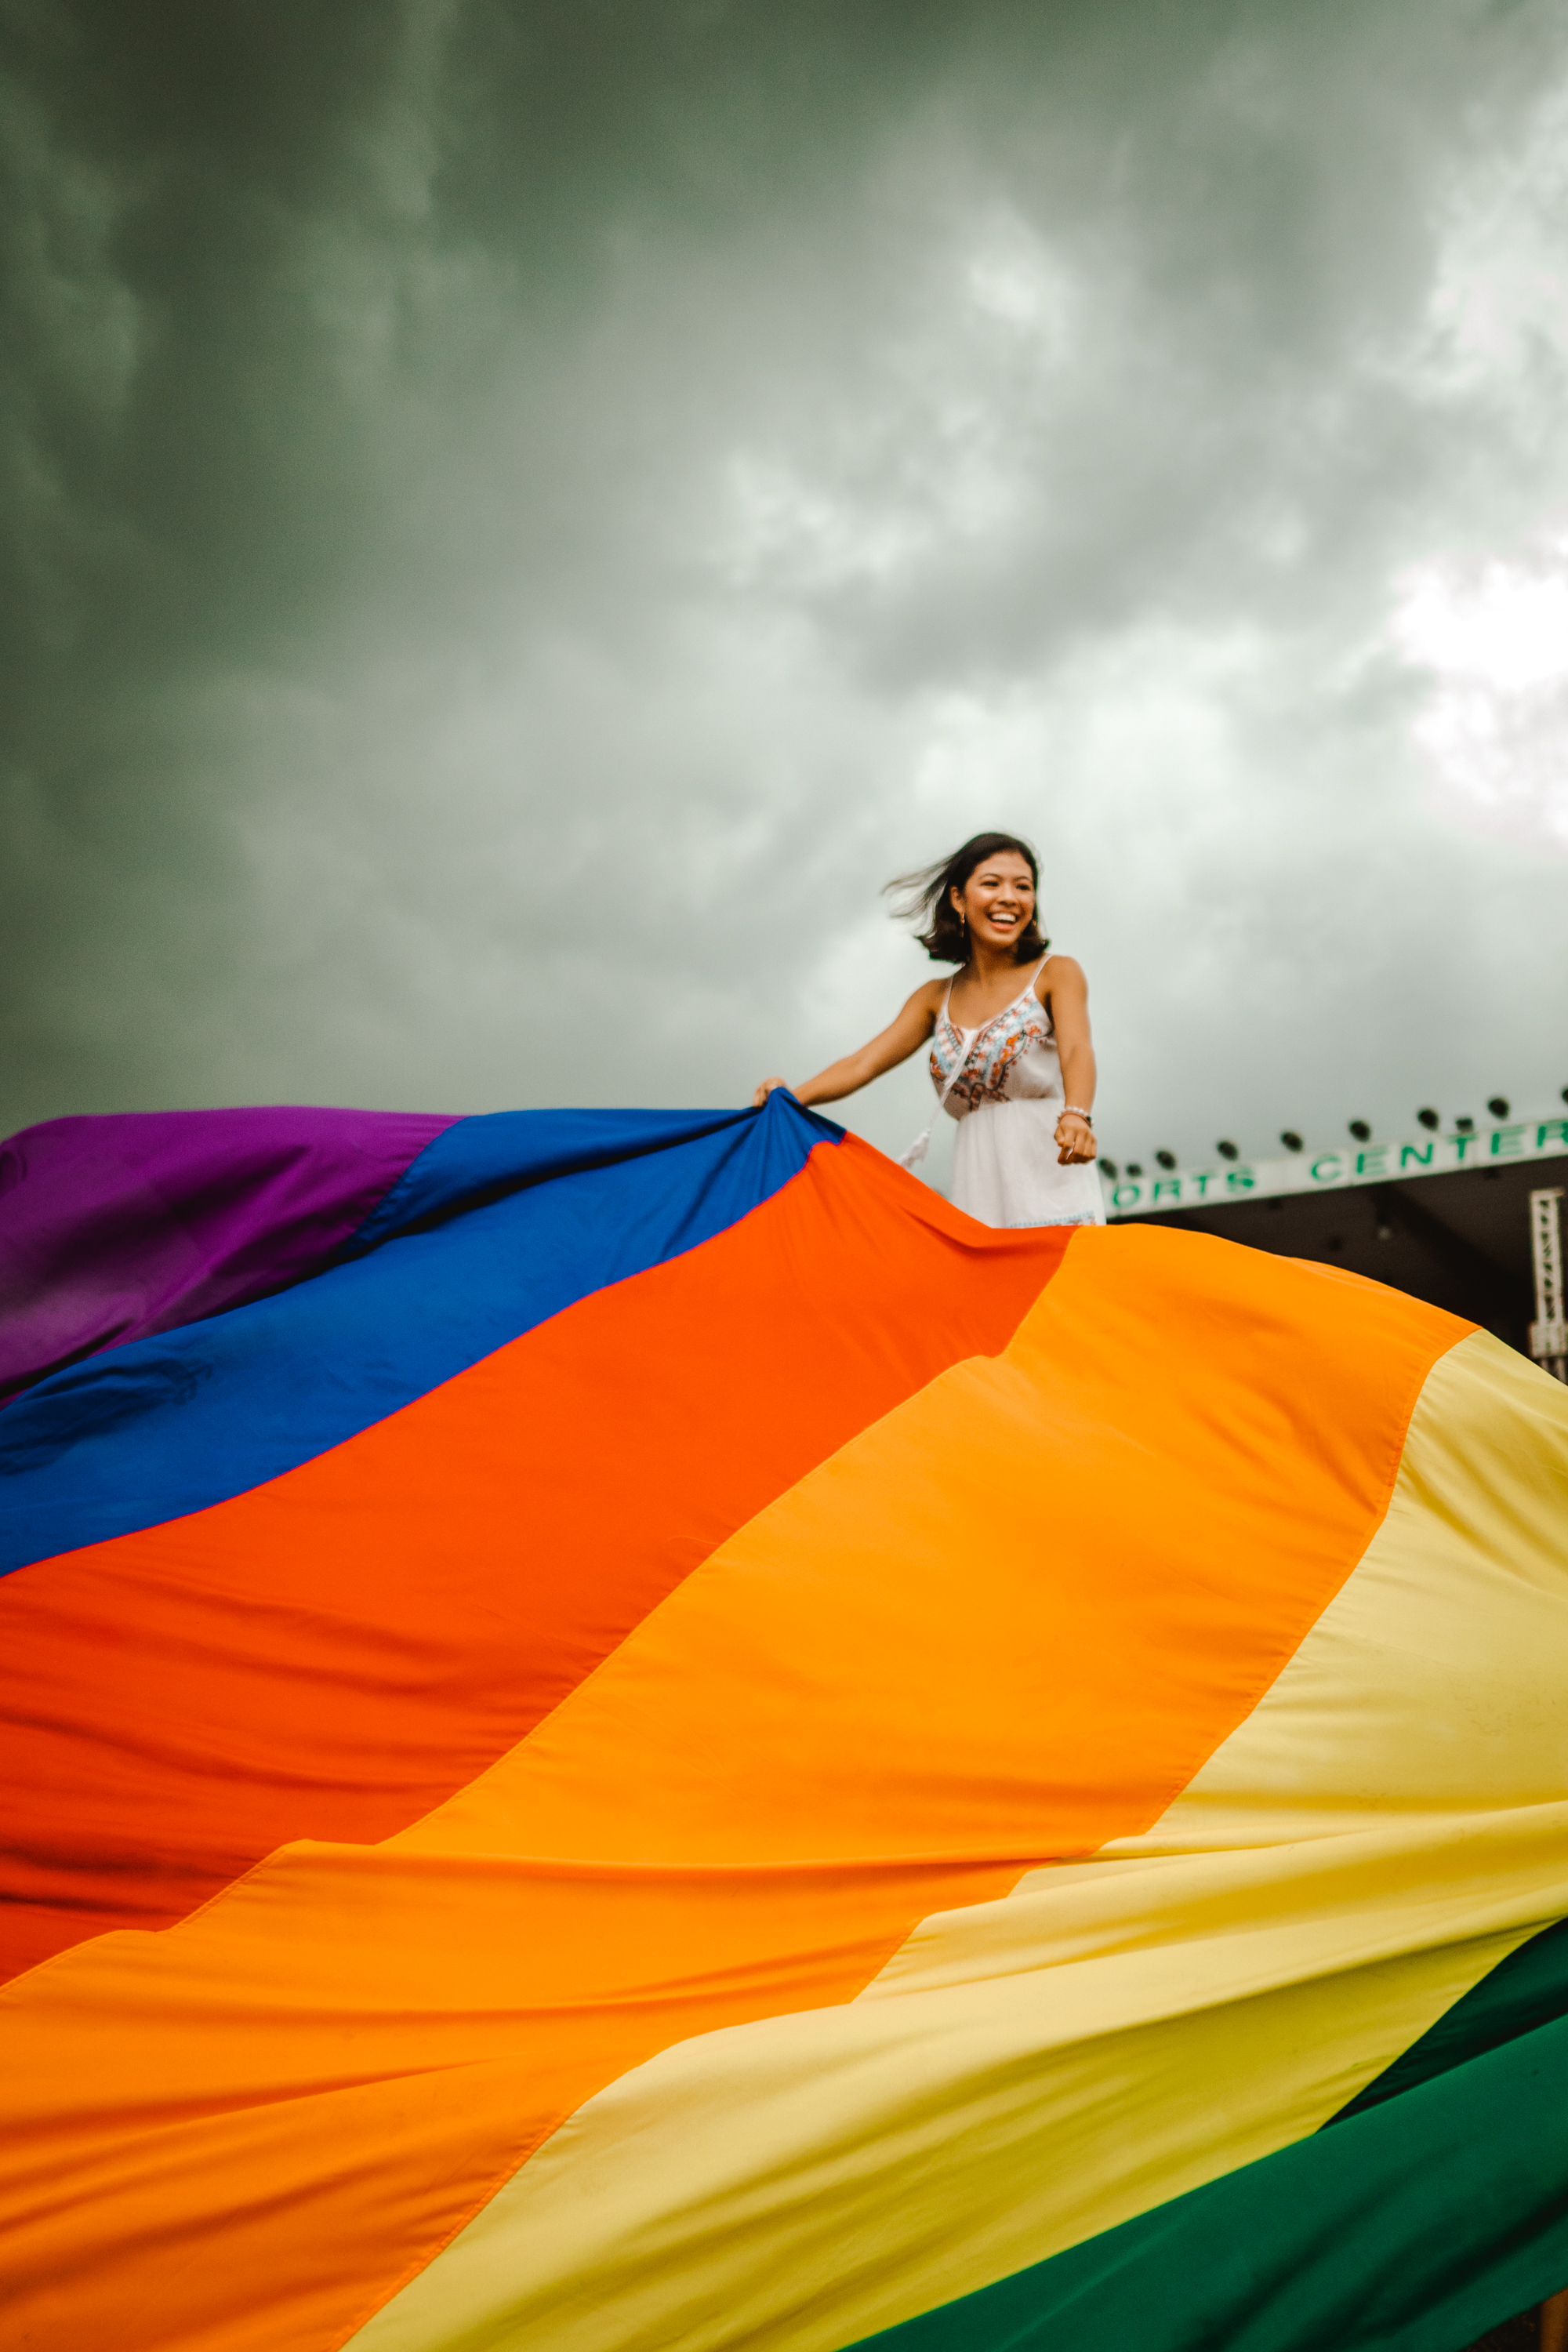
[1055,1112,1096,1165]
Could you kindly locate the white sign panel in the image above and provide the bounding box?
[1103,1117,1568,1220]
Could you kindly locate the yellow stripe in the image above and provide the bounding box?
[347,1334,1568,2352]
[350,1829,1563,2352]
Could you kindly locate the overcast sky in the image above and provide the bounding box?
[5,0,1568,1178]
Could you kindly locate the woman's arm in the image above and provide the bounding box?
[753,983,941,1109]
[1042,956,1098,1165]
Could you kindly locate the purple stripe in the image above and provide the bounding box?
[0,1105,456,1400]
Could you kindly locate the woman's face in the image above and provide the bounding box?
[953,851,1036,952]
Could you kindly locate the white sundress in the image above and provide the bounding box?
[902,960,1106,1230]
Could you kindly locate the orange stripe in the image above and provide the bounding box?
[0,1228,1466,2352]
[0,1137,1062,1978]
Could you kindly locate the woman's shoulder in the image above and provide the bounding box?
[1033,949,1086,998]
[905,973,951,1013]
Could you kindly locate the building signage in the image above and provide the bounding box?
[1103,1117,1568,1220]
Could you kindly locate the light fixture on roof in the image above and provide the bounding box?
[1155,1149,1177,1171]
[1126,1161,1144,1178]
[1279,1131,1303,1152]
[1417,1107,1439,1131]
[1348,1120,1372,1142]
[1487,1096,1510,1118]
[1455,1116,1475,1133]
[1101,1159,1119,1180]
[1217,1140,1239,1161]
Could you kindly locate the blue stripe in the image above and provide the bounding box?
[343,1104,770,1254]
[0,1095,840,1574]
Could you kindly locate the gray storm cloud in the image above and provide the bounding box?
[4,0,1568,1177]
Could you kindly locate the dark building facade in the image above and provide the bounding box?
[1115,1148,1567,1362]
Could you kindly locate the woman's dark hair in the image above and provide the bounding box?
[884,832,1048,965]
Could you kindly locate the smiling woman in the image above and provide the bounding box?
[753,832,1105,1229]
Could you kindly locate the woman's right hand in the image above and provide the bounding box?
[751,1076,789,1109]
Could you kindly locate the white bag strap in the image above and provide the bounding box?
[899,986,967,1170]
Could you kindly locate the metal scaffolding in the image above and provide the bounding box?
[1529,1186,1567,1383]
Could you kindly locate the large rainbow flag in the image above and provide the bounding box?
[2,1093,1566,2352]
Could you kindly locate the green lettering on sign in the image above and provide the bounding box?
[1399,1142,1434,1170]
[1225,1167,1254,1192]
[1355,1146,1389,1177]
[1535,1120,1568,1150]
[1312,1155,1344,1182]
[1152,1179,1181,1202]
[1490,1125,1526,1157]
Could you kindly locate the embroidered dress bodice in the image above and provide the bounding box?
[929,964,1062,1116]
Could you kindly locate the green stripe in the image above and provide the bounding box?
[848,1922,1568,2352]
[1329,1915,1568,2124]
